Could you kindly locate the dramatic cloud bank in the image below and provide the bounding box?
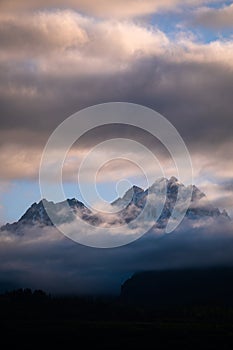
[0,9,233,186]
[0,1,232,271]
[0,218,232,294]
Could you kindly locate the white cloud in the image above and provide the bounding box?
[0,9,232,203]
[0,0,219,18]
[0,144,41,180]
[1,10,233,80]
[194,3,233,28]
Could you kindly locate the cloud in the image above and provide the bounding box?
[0,11,88,57]
[0,145,42,180]
[0,1,232,295]
[0,10,233,184]
[192,180,233,217]
[1,131,232,192]
[0,11,233,135]
[0,0,218,18]
[0,217,232,294]
[0,138,168,181]
[0,8,232,216]
[0,11,169,64]
[1,10,233,71]
[194,3,233,28]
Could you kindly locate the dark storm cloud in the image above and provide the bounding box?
[0,8,233,183]
[1,55,233,151]
[0,218,233,294]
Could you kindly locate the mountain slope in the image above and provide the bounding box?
[121,268,233,306]
[1,198,100,233]
[113,177,230,226]
[1,177,230,234]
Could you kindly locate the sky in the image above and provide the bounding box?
[0,0,233,295]
[0,0,233,223]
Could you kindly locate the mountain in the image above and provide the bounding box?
[1,198,101,233]
[121,268,233,306]
[112,176,230,226]
[112,185,146,208]
[1,177,230,234]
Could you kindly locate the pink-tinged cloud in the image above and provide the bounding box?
[194,3,233,28]
[0,0,219,18]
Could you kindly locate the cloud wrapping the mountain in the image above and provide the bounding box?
[0,218,232,294]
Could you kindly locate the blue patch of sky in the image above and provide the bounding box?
[2,176,147,223]
[149,1,233,43]
[1,181,41,223]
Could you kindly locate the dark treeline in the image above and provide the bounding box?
[2,268,233,348]
[121,267,233,307]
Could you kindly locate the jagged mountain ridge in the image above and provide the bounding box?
[112,176,229,224]
[1,198,101,233]
[1,177,230,233]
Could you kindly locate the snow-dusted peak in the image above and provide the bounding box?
[112,185,145,208]
[168,176,178,183]
[0,198,91,233]
[191,185,206,202]
[1,177,230,234]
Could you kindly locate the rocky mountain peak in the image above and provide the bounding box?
[1,177,230,234]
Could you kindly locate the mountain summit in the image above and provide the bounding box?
[1,177,230,234]
[112,177,229,226]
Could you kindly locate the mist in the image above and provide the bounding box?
[0,217,232,295]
